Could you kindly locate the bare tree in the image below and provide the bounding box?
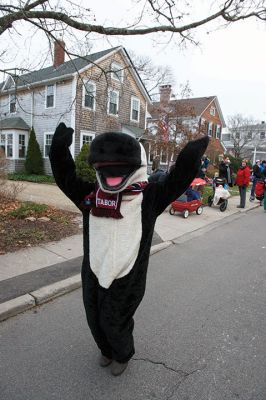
[147,92,206,169]
[227,114,256,158]
[128,51,174,99]
[1,1,266,99]
[1,1,266,43]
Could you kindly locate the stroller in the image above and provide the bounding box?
[208,177,230,212]
[255,180,265,205]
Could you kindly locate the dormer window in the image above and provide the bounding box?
[9,94,16,113]
[111,62,124,82]
[210,106,216,116]
[46,84,55,108]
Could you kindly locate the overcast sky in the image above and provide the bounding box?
[1,0,266,124]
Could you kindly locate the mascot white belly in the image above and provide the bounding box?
[89,194,143,289]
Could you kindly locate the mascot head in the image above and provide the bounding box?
[88,132,147,193]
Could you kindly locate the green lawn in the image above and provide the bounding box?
[8,173,55,184]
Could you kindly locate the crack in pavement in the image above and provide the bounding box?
[132,357,207,399]
[132,356,206,377]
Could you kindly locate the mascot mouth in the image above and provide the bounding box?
[106,177,123,186]
[94,162,138,191]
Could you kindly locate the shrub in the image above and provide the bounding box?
[75,143,96,182]
[25,127,44,175]
[226,155,242,173]
[206,164,219,178]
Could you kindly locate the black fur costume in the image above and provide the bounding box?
[50,123,209,363]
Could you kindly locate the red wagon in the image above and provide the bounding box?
[169,199,203,219]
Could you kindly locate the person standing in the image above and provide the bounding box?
[148,156,167,183]
[250,160,261,201]
[218,157,233,187]
[261,161,266,212]
[235,160,251,208]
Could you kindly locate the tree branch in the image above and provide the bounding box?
[1,1,266,37]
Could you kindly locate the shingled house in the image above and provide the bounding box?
[0,42,151,173]
[145,85,226,169]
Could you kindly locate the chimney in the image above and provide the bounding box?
[159,84,172,104]
[54,40,65,68]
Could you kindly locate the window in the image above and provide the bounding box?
[0,134,5,154]
[161,150,167,164]
[9,94,16,113]
[222,133,231,141]
[216,125,221,139]
[108,90,119,115]
[131,97,140,122]
[208,122,213,137]
[111,63,123,82]
[19,134,26,158]
[83,81,96,110]
[46,84,55,108]
[247,131,252,140]
[260,131,265,140]
[149,144,156,163]
[6,134,13,157]
[80,132,95,149]
[210,106,216,116]
[235,132,240,139]
[0,133,13,157]
[44,133,53,157]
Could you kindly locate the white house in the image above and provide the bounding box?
[0,42,151,174]
[221,122,266,163]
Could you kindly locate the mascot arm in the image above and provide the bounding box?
[154,136,209,215]
[49,123,94,208]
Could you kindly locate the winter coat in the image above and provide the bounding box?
[252,164,262,179]
[185,187,200,202]
[235,166,251,187]
[148,169,167,183]
[218,162,233,186]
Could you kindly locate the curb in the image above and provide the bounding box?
[0,242,170,322]
[30,274,82,305]
[0,275,82,322]
[150,241,172,255]
[171,203,261,245]
[0,294,35,322]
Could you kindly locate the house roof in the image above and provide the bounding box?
[151,96,216,117]
[150,95,226,127]
[1,47,120,90]
[173,96,217,116]
[122,124,145,138]
[0,117,30,130]
[0,46,151,103]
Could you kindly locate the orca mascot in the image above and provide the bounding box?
[49,123,209,376]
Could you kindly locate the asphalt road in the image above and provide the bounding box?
[0,208,266,399]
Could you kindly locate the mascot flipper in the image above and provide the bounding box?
[50,123,209,376]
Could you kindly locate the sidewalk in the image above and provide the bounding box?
[0,181,261,321]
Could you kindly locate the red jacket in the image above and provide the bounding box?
[235,166,251,187]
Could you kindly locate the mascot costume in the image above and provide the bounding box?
[49,123,209,376]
